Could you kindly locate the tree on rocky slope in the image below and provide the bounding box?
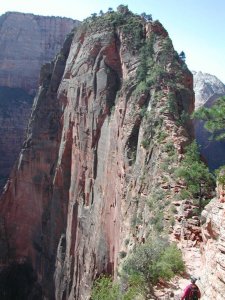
[193,96,225,141]
[122,237,184,298]
[176,141,215,210]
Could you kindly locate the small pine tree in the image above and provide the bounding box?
[193,96,225,141]
[176,141,215,210]
[179,51,186,62]
[122,237,184,296]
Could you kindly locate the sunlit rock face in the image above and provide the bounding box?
[193,71,225,110]
[0,10,194,299]
[193,71,225,170]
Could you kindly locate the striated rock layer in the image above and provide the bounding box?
[0,11,79,94]
[0,11,194,299]
[0,12,79,193]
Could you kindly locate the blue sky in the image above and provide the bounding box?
[1,0,225,83]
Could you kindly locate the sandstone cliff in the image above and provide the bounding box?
[200,180,225,299]
[0,12,79,193]
[0,9,194,299]
[0,11,79,94]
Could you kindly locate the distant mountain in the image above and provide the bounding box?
[193,71,225,109]
[193,71,225,170]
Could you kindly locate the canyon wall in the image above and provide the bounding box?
[0,10,194,299]
[0,12,79,192]
[0,12,79,94]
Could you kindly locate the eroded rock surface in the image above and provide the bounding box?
[200,185,225,299]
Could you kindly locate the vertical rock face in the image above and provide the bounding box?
[193,71,225,170]
[0,12,79,192]
[201,183,225,299]
[0,11,194,299]
[0,12,79,94]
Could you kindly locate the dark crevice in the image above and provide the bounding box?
[126,120,141,165]
[93,147,98,179]
[0,260,42,300]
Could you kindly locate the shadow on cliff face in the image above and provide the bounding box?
[0,261,42,300]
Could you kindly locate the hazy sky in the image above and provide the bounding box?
[1,0,225,83]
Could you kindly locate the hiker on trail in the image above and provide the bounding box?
[181,276,201,299]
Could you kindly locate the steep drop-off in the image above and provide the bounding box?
[0,12,79,192]
[194,71,225,170]
[0,12,79,94]
[0,9,194,299]
[0,87,33,192]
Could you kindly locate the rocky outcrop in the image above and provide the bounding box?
[193,71,225,170]
[0,10,194,299]
[0,11,79,94]
[201,183,225,299]
[193,71,225,109]
[0,12,79,193]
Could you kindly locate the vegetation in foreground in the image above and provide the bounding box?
[91,237,184,300]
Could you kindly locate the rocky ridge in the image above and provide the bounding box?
[0,8,194,299]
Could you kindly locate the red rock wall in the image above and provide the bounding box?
[200,184,225,299]
[0,16,194,299]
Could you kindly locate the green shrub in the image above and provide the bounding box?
[164,142,175,156]
[179,189,191,200]
[91,276,119,300]
[122,273,145,300]
[175,141,215,211]
[119,251,127,259]
[215,165,225,187]
[150,211,164,232]
[157,131,168,142]
[124,239,130,246]
[122,237,184,289]
[141,139,150,149]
